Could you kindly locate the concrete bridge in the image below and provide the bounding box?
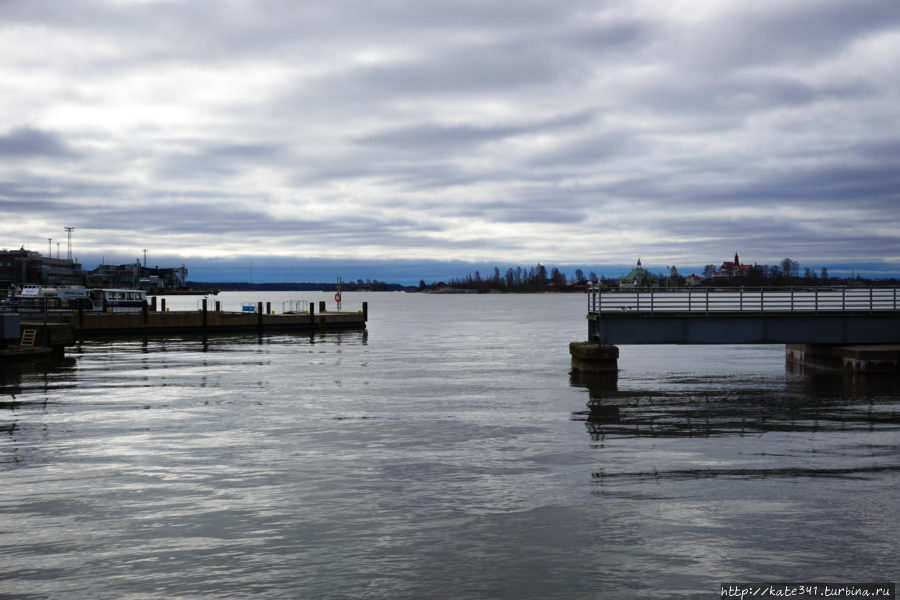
[571,287,900,374]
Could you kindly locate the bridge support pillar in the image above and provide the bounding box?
[570,341,618,373]
[787,344,900,374]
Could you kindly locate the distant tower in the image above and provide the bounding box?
[143,248,148,268]
[48,238,52,256]
[64,227,74,262]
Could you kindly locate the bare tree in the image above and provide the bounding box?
[780,258,799,279]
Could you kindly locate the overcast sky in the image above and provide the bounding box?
[2,0,899,281]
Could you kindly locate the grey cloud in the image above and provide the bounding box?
[0,1,897,273]
[356,111,594,151]
[562,19,652,53]
[310,43,563,104]
[0,178,126,203]
[667,1,900,71]
[0,127,75,158]
[154,143,289,180]
[472,201,587,225]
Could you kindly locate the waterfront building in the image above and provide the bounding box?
[618,258,659,289]
[85,262,187,291]
[2,244,189,292]
[0,248,83,290]
[685,274,703,287]
[712,252,752,279]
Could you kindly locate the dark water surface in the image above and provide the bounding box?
[1,292,898,599]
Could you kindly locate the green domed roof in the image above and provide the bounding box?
[620,258,658,284]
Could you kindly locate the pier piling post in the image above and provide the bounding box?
[151,296,157,311]
[266,301,271,315]
[257,302,263,328]
[319,300,326,314]
[142,300,148,324]
[215,300,221,312]
[161,298,166,312]
[362,301,368,322]
[569,341,619,373]
[78,306,84,326]
[202,299,208,330]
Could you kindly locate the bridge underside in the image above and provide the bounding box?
[589,311,900,345]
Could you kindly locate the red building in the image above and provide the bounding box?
[712,252,752,279]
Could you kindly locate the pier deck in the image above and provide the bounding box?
[63,309,366,339]
[587,286,900,345]
[573,287,900,374]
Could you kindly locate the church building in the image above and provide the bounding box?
[619,258,659,289]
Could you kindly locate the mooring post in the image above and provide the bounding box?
[309,301,315,324]
[215,300,221,312]
[142,300,148,324]
[569,342,619,374]
[362,301,368,322]
[257,302,263,328]
[202,299,208,330]
[151,296,157,311]
[266,301,271,315]
[319,300,326,314]
[161,298,166,312]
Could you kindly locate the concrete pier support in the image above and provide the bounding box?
[786,344,900,374]
[569,341,618,373]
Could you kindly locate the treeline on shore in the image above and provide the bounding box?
[187,259,898,293]
[420,264,584,293]
[420,260,899,293]
[187,280,405,292]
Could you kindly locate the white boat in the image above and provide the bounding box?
[18,285,88,299]
[11,286,145,312]
[88,288,147,312]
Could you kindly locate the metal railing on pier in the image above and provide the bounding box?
[587,286,900,315]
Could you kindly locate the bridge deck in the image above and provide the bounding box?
[586,287,900,345]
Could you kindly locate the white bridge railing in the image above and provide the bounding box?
[588,286,900,315]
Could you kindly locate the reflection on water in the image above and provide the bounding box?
[1,358,76,466]
[1,292,898,599]
[570,368,900,495]
[571,370,900,440]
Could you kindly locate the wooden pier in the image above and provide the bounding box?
[573,287,900,374]
[1,314,74,362]
[64,301,368,339]
[1,301,367,360]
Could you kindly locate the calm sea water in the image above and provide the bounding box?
[1,292,897,599]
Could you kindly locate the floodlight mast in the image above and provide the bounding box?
[64,227,74,262]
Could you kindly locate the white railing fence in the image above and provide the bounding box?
[587,286,899,314]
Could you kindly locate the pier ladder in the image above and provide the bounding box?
[20,328,37,346]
